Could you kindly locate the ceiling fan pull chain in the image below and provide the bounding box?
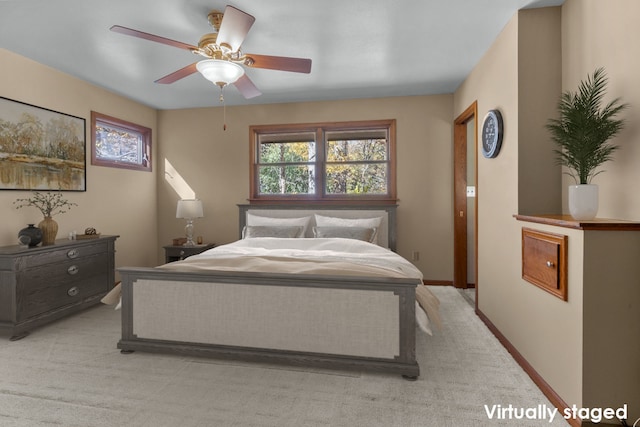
[219,86,227,131]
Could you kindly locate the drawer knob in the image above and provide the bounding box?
[546,261,555,268]
[67,286,79,297]
[67,249,79,259]
[67,265,79,275]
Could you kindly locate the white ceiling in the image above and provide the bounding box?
[0,0,564,110]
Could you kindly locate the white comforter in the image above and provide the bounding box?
[162,237,424,281]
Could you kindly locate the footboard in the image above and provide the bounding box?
[118,267,419,377]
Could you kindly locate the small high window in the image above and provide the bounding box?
[91,111,151,172]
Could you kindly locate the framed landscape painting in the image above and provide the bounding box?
[0,96,86,191]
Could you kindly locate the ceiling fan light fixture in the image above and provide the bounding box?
[196,59,244,87]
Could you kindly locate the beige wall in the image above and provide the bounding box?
[157,95,455,278]
[518,8,562,215]
[582,230,640,418]
[454,6,521,345]
[563,0,640,420]
[453,5,585,406]
[561,0,640,220]
[0,49,159,274]
[454,0,640,417]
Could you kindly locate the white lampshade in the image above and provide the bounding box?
[196,59,244,86]
[176,199,204,219]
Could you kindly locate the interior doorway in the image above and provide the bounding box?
[453,102,478,291]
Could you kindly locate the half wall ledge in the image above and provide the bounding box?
[514,214,640,231]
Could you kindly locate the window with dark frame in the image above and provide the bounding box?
[250,120,396,202]
[91,111,152,172]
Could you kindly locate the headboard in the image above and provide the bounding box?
[238,204,398,251]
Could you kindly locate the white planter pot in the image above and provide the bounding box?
[568,184,598,220]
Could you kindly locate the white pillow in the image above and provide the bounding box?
[246,213,311,237]
[242,225,304,239]
[312,226,377,243]
[314,214,383,243]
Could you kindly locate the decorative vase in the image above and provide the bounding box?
[568,184,599,220]
[38,216,59,245]
[18,224,43,247]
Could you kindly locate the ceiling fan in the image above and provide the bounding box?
[110,5,312,100]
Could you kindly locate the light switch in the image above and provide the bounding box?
[466,186,476,197]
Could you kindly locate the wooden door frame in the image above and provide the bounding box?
[453,101,478,289]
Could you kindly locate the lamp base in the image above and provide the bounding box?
[184,219,196,246]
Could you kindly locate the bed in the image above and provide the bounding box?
[116,204,438,378]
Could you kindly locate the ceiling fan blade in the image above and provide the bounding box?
[155,63,199,84]
[244,54,312,74]
[110,25,198,52]
[216,6,255,52]
[233,74,262,99]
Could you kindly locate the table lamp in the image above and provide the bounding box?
[176,199,204,246]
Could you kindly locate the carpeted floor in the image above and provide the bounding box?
[0,286,568,426]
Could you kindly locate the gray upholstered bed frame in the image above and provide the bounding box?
[117,204,419,378]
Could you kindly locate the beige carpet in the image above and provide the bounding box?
[0,286,568,426]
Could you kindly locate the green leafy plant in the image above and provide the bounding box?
[14,191,77,218]
[546,67,628,184]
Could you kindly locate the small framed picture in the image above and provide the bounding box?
[91,111,151,172]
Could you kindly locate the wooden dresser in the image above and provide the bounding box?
[0,235,118,340]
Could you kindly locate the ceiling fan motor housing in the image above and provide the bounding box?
[198,33,224,58]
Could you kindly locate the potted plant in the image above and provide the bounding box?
[14,191,77,245]
[546,67,628,220]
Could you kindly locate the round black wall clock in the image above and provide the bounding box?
[481,109,503,158]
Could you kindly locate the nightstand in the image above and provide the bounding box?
[163,243,215,263]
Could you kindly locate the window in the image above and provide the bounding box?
[250,120,396,202]
[91,111,152,172]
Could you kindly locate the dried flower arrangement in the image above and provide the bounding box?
[14,191,77,218]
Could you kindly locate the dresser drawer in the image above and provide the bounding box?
[16,254,109,321]
[521,228,568,301]
[14,241,109,270]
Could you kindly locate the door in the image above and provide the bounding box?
[453,102,478,290]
